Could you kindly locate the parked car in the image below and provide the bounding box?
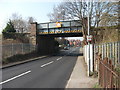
[64,46,69,50]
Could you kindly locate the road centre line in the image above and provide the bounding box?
[56,57,62,61]
[0,70,31,85]
[41,61,54,68]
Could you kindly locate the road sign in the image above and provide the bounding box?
[87,35,92,42]
[56,22,62,28]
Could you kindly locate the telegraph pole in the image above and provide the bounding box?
[88,0,91,76]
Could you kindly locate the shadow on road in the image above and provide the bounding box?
[52,47,83,57]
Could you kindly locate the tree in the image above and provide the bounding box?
[47,4,67,22]
[2,13,36,42]
[10,13,36,33]
[27,16,36,32]
[91,2,119,43]
[10,13,27,33]
[48,0,91,44]
[2,20,16,33]
[93,1,118,27]
[48,0,119,44]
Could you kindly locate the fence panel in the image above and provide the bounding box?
[2,43,36,59]
[99,58,120,88]
[94,41,120,67]
[95,41,120,88]
[2,44,12,59]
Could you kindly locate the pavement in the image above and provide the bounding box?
[66,56,98,88]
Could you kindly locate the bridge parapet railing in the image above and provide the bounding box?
[37,20,82,34]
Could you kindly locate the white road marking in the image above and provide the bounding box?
[56,57,62,61]
[41,61,54,68]
[67,49,76,55]
[0,70,31,85]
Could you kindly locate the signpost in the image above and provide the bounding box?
[56,22,62,28]
[87,35,92,42]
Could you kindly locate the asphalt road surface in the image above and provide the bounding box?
[1,47,82,88]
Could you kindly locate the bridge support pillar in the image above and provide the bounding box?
[37,36,55,55]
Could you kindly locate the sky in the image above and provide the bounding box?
[0,0,63,33]
[1,0,117,41]
[0,0,84,40]
[0,0,118,33]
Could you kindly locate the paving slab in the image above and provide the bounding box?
[66,56,98,88]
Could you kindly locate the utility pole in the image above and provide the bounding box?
[88,0,91,76]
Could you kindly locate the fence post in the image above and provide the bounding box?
[114,42,115,65]
[109,43,111,60]
[30,44,31,52]
[102,44,104,60]
[118,42,119,63]
[12,43,14,56]
[98,54,102,86]
[106,43,108,58]
[29,44,31,53]
[104,44,106,58]
[115,43,117,66]
[111,43,112,60]
[93,44,95,72]
[98,54,101,86]
[22,43,24,54]
[117,42,119,64]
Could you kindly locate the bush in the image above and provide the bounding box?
[2,20,16,33]
[89,71,98,78]
[2,51,40,65]
[93,83,101,88]
[91,25,119,30]
[115,64,120,74]
[3,33,29,43]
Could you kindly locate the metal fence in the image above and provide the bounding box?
[94,41,120,88]
[94,41,120,67]
[99,57,120,88]
[2,43,37,59]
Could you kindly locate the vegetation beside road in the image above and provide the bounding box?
[0,34,2,44]
[91,25,119,44]
[93,83,101,88]
[3,33,29,43]
[2,51,42,65]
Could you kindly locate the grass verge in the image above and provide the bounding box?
[93,83,101,88]
[2,51,41,65]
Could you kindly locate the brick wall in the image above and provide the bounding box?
[30,22,37,45]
